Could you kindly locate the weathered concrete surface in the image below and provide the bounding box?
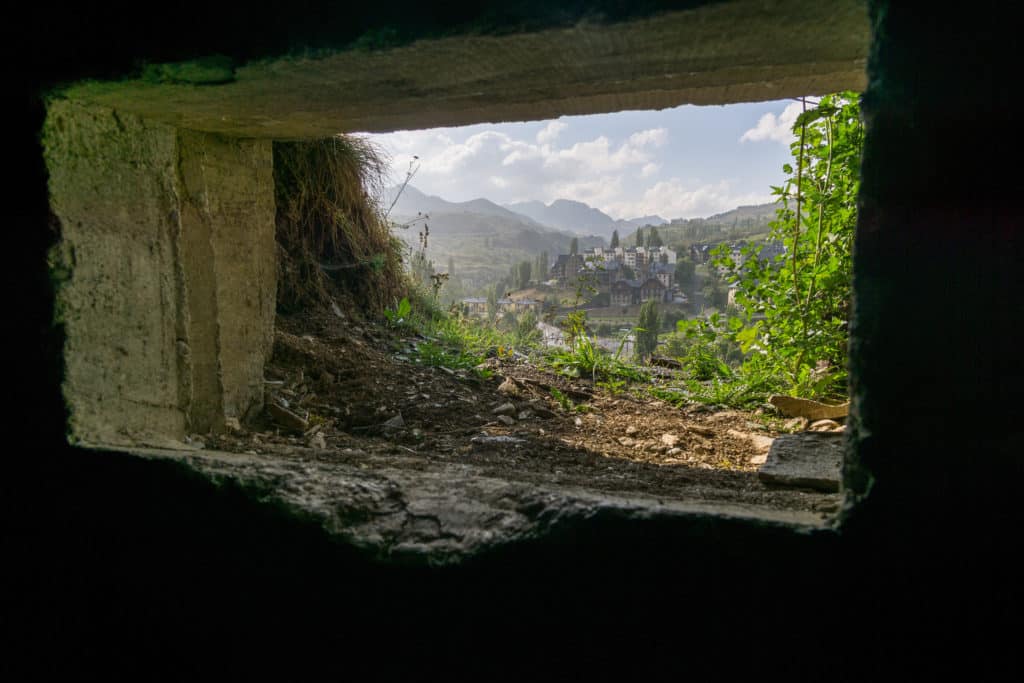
[45,101,276,443]
[759,432,843,492]
[59,0,868,138]
[45,100,188,445]
[177,130,276,426]
[102,444,829,565]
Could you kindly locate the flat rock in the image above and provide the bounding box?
[769,395,849,421]
[661,433,680,448]
[470,435,525,447]
[382,413,405,432]
[758,432,844,493]
[266,402,309,433]
[783,417,809,432]
[809,419,842,432]
[492,402,517,417]
[497,378,521,396]
[496,415,516,426]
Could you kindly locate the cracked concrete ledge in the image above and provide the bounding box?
[81,443,832,565]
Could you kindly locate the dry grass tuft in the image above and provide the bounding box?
[274,135,405,315]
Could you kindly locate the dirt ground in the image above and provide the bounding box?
[205,304,841,517]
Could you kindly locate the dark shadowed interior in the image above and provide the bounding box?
[6,1,1022,677]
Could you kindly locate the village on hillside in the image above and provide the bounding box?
[458,236,785,328]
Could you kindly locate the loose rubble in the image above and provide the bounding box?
[199,304,842,517]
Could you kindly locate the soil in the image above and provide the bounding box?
[205,302,842,518]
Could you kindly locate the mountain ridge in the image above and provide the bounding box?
[384,184,666,239]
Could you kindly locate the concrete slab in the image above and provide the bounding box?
[759,432,844,493]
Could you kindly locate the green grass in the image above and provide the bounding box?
[544,331,647,384]
[386,292,537,377]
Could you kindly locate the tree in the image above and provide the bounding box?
[634,228,644,248]
[674,256,696,291]
[610,230,620,248]
[516,260,532,290]
[534,251,549,284]
[569,236,579,255]
[647,227,664,248]
[701,271,728,311]
[486,284,499,323]
[635,300,661,361]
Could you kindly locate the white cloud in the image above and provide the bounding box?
[739,102,803,144]
[372,124,666,209]
[536,120,567,145]
[369,106,789,222]
[628,128,668,147]
[545,176,624,208]
[606,179,773,220]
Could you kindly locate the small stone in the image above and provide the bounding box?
[667,447,681,456]
[308,432,327,449]
[224,417,241,432]
[493,402,517,417]
[411,428,424,440]
[625,425,639,436]
[532,406,557,419]
[382,413,405,432]
[341,448,367,456]
[470,435,526,447]
[496,415,516,426]
[809,419,841,432]
[266,402,309,434]
[618,437,635,447]
[687,425,715,438]
[574,417,583,428]
[497,378,520,396]
[518,410,533,420]
[749,434,775,453]
[661,433,679,448]
[784,417,810,432]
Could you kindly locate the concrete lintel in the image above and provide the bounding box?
[58,0,868,138]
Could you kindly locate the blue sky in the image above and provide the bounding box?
[364,98,804,221]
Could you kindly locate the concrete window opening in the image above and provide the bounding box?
[41,0,872,562]
[342,100,856,499]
